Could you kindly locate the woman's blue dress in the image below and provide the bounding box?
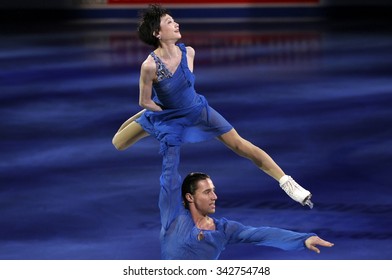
[136,43,233,153]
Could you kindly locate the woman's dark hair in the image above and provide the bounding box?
[181,172,211,209]
[137,4,170,48]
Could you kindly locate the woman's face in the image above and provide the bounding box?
[157,14,181,42]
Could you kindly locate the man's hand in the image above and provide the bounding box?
[305,236,334,253]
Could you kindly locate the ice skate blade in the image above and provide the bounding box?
[304,199,314,209]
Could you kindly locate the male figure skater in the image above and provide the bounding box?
[159,145,333,259]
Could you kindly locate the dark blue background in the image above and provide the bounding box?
[1,19,391,259]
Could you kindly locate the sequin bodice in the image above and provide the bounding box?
[150,52,173,82]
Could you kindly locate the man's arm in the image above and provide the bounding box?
[158,145,182,230]
[224,219,316,251]
[305,236,334,253]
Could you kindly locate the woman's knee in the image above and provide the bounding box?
[113,121,148,151]
[112,134,126,151]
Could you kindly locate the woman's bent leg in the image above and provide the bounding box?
[112,110,149,150]
[116,109,146,133]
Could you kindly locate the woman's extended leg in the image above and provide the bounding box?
[217,128,313,207]
[112,110,149,151]
[217,128,285,181]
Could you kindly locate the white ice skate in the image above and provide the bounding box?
[279,175,314,208]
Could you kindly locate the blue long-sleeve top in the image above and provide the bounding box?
[159,146,315,260]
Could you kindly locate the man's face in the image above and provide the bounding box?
[191,178,218,215]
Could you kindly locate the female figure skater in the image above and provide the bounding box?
[112,4,313,208]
